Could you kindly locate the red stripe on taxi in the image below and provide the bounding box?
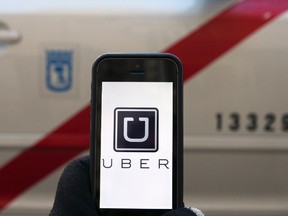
[165,0,288,80]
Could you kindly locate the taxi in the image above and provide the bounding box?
[1,0,288,215]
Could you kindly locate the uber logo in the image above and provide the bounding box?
[114,108,158,152]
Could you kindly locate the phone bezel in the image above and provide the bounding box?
[90,53,183,216]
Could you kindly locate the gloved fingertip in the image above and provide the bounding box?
[162,207,204,216]
[187,207,204,216]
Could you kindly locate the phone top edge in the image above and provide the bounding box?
[92,52,183,74]
[95,52,179,58]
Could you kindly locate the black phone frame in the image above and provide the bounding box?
[90,53,183,216]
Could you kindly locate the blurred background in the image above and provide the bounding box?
[0,0,288,215]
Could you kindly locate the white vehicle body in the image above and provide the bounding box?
[0,0,288,215]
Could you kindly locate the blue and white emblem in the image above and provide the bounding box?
[46,50,73,92]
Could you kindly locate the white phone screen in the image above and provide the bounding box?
[100,82,173,209]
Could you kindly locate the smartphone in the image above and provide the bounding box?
[90,53,183,216]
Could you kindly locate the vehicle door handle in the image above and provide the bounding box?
[0,29,21,43]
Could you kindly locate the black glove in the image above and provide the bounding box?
[50,156,204,216]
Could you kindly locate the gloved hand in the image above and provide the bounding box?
[50,156,204,216]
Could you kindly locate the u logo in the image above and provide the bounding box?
[123,117,149,142]
[114,108,158,152]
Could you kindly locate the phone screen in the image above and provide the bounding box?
[100,81,173,209]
